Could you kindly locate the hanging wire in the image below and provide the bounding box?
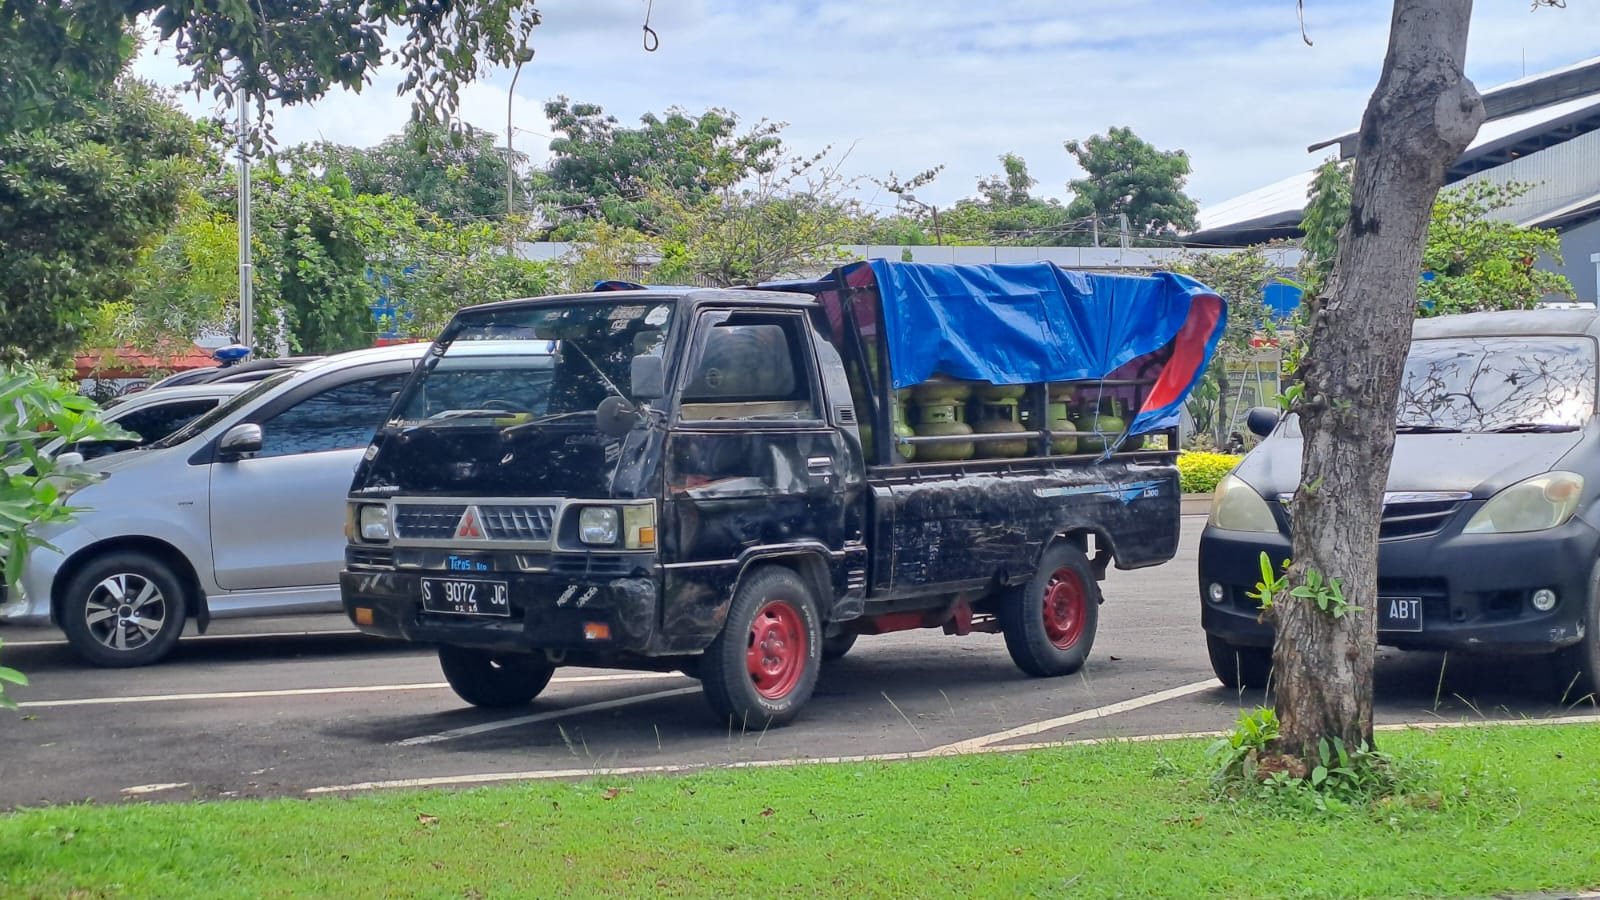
[642,0,660,51]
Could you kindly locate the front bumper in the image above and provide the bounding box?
[341,560,662,657]
[1198,517,1600,655]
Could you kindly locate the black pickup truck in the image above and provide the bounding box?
[341,260,1224,726]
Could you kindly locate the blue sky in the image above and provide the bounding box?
[132,1,1600,217]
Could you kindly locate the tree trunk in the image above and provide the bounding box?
[1272,0,1483,758]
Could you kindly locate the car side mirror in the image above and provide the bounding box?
[631,355,665,401]
[218,422,264,458]
[1245,406,1281,438]
[55,451,85,470]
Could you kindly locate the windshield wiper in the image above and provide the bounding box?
[1394,424,1463,434]
[503,410,596,434]
[1488,422,1579,433]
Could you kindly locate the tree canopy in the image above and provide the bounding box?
[1065,126,1199,244]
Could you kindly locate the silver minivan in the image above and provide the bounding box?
[0,342,440,666]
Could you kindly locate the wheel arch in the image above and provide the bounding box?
[51,537,208,628]
[732,547,834,618]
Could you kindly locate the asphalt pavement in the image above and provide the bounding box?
[0,515,1591,808]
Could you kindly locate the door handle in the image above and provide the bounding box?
[806,456,833,475]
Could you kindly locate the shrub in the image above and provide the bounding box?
[1178,451,1241,494]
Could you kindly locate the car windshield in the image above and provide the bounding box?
[1396,336,1597,433]
[146,372,294,449]
[392,299,675,425]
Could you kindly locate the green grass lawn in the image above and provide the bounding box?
[3,723,1600,898]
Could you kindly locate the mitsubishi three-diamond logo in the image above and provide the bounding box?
[455,507,484,539]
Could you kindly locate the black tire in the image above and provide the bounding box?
[701,566,822,729]
[1000,542,1101,677]
[821,631,858,661]
[1551,561,1600,703]
[437,645,556,708]
[1206,633,1274,690]
[59,551,188,667]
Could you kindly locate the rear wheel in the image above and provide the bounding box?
[701,566,822,728]
[438,646,556,708]
[1000,543,1100,677]
[59,552,188,667]
[1206,633,1274,689]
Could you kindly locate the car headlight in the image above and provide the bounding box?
[578,507,620,545]
[1463,472,1584,534]
[1208,473,1279,533]
[357,504,391,542]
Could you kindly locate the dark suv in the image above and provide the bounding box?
[1200,308,1600,695]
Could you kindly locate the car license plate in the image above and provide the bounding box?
[421,578,510,617]
[1378,596,1423,632]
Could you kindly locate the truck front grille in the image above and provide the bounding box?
[479,505,556,542]
[392,503,557,543]
[394,505,468,540]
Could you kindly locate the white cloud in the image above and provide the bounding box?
[130,0,1600,213]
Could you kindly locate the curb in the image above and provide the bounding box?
[1180,493,1211,517]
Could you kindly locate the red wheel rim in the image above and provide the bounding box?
[746,599,808,700]
[1042,567,1086,650]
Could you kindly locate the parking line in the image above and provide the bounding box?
[394,686,702,747]
[16,672,685,708]
[927,679,1218,754]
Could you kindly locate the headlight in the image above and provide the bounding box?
[1208,473,1279,533]
[357,504,391,542]
[1464,472,1584,534]
[578,507,620,545]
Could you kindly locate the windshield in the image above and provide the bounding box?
[147,372,293,449]
[393,299,675,425]
[1397,336,1596,433]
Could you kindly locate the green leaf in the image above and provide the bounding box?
[0,666,27,686]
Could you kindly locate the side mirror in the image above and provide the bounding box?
[1245,406,1281,438]
[595,395,640,438]
[631,355,665,401]
[55,451,85,470]
[218,423,264,457]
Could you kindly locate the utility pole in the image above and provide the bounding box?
[236,87,254,349]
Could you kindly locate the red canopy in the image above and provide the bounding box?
[74,345,217,379]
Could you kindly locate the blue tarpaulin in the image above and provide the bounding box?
[816,260,1227,434]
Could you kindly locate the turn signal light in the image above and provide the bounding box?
[583,622,611,641]
[353,607,374,626]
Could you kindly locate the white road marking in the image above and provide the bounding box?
[307,712,1600,795]
[16,672,684,709]
[121,782,190,795]
[394,686,702,747]
[0,628,362,648]
[927,679,1218,754]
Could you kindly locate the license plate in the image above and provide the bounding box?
[1378,596,1423,632]
[421,578,510,617]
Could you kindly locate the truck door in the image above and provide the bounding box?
[665,310,849,589]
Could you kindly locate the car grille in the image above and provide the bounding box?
[392,503,557,542]
[478,505,556,542]
[1378,499,1463,540]
[1277,492,1467,541]
[393,505,468,540]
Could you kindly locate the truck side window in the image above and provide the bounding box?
[680,320,817,422]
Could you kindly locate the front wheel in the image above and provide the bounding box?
[1000,542,1101,677]
[1551,561,1600,702]
[438,646,556,708]
[1206,634,1273,689]
[701,566,822,728]
[59,552,189,667]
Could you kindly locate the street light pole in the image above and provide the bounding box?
[236,87,253,349]
[506,45,534,254]
[901,193,943,246]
